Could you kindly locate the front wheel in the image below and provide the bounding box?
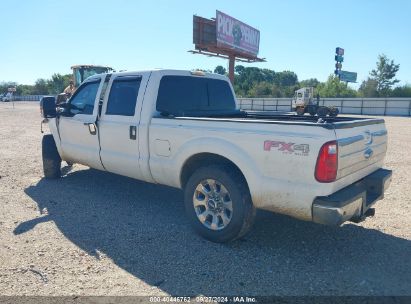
[184,165,255,243]
[42,135,61,179]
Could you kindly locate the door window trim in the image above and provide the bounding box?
[67,78,102,116]
[104,75,142,117]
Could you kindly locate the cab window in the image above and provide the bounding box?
[69,81,100,115]
[156,76,235,115]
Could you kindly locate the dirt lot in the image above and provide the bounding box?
[0,102,410,296]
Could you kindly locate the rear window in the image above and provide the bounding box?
[106,76,141,116]
[156,76,235,115]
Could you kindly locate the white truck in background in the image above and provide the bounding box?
[1,92,12,102]
[292,87,339,117]
[40,69,392,242]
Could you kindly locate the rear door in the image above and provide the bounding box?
[98,73,149,180]
[58,76,104,170]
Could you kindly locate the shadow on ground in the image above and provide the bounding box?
[16,167,411,296]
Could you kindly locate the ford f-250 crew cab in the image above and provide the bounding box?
[40,69,392,242]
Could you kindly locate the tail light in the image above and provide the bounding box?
[315,141,338,183]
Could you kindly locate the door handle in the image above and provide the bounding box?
[130,126,137,140]
[84,123,97,135]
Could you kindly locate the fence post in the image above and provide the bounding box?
[409,100,411,116]
[341,99,344,114]
[251,99,254,110]
[361,99,364,115]
[384,98,387,115]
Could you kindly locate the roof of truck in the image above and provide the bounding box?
[105,69,227,79]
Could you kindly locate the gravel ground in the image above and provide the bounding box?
[0,102,410,296]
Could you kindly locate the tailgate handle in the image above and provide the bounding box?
[364,148,373,159]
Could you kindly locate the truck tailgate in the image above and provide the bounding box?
[335,119,387,180]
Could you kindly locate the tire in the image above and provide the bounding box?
[184,165,255,243]
[307,105,317,116]
[296,107,305,116]
[42,135,61,179]
[317,106,329,118]
[329,107,339,117]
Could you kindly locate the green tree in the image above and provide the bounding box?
[317,75,357,98]
[274,71,298,87]
[235,65,245,75]
[214,65,226,75]
[18,84,35,95]
[299,78,320,88]
[48,73,71,94]
[390,85,411,97]
[0,82,18,94]
[370,54,400,96]
[32,79,49,95]
[247,82,283,98]
[358,78,379,97]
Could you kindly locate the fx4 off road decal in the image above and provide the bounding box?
[264,140,310,156]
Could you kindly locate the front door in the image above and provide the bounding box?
[58,77,104,170]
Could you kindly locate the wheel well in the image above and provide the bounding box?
[180,153,249,190]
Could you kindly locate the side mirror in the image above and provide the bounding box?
[40,96,57,118]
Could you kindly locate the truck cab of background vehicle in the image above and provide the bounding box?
[40,69,392,243]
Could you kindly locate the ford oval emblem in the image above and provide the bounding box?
[364,130,373,145]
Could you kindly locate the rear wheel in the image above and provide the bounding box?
[317,106,329,118]
[184,165,255,243]
[296,106,305,116]
[329,107,339,117]
[42,135,61,179]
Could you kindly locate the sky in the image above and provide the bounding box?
[1,0,411,88]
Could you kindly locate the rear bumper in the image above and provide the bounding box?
[312,168,392,226]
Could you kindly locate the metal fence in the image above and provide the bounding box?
[238,98,411,116]
[7,95,43,101]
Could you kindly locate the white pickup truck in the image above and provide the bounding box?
[40,69,392,242]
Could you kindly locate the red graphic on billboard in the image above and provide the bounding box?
[216,10,260,57]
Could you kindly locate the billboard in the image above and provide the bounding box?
[216,10,260,57]
[193,15,216,46]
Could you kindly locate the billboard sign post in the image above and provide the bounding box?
[334,47,357,82]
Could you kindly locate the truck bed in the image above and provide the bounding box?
[161,110,385,130]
